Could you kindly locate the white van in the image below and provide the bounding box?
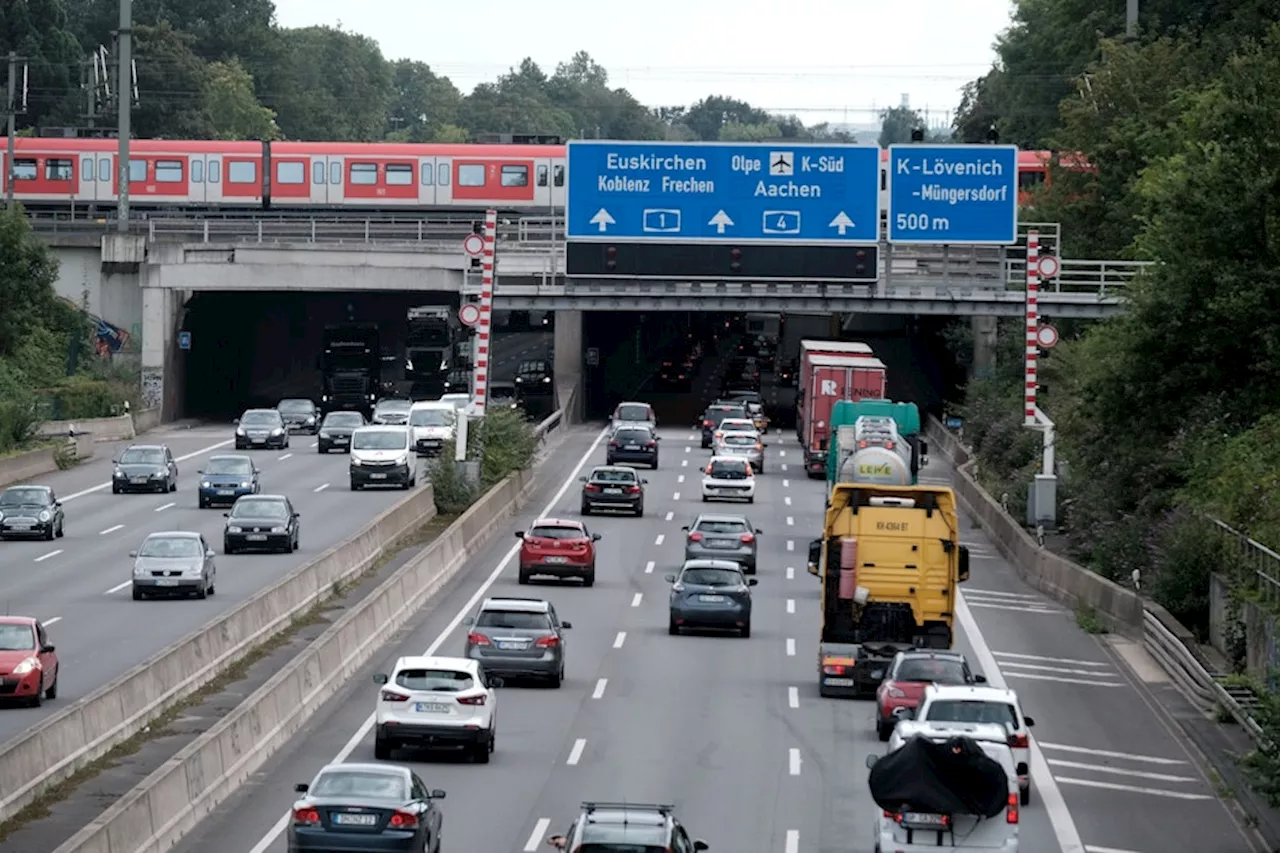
[868,721,1020,853]
[348,426,416,491]
[408,401,457,457]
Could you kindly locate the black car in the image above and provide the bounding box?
[547,802,708,853]
[514,359,554,392]
[112,444,178,493]
[606,425,659,468]
[223,494,300,554]
[656,358,694,390]
[278,398,320,434]
[318,410,366,453]
[699,404,749,448]
[235,409,290,450]
[580,466,646,516]
[666,559,757,636]
[289,762,444,853]
[0,485,64,540]
[442,368,472,395]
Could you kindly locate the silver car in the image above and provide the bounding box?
[130,531,217,600]
[371,398,412,425]
[682,513,762,574]
[713,430,766,473]
[463,597,572,687]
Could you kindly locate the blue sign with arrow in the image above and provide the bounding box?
[566,141,880,245]
[887,144,1019,244]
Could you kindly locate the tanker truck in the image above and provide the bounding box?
[826,400,927,492]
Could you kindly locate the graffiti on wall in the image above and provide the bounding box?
[141,368,163,410]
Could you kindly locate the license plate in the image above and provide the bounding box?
[217,490,235,496]
[155,579,179,587]
[247,534,267,541]
[496,641,526,650]
[370,473,388,479]
[902,812,948,829]
[604,488,622,495]
[334,437,348,443]
[414,702,450,713]
[699,594,727,603]
[9,524,31,530]
[252,437,265,443]
[131,477,147,483]
[711,539,736,547]
[824,677,854,686]
[625,445,640,450]
[544,556,568,564]
[332,813,378,826]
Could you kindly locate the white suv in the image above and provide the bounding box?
[911,684,1036,804]
[701,456,756,503]
[373,655,500,764]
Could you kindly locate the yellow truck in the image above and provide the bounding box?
[806,483,970,698]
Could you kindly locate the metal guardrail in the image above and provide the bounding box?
[1208,516,1280,605]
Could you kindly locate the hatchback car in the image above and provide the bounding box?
[112,444,178,493]
[224,494,300,554]
[683,514,762,573]
[875,650,986,740]
[0,616,59,706]
[607,424,660,468]
[277,398,320,433]
[197,455,260,508]
[371,398,413,425]
[713,431,766,472]
[289,763,445,850]
[350,426,416,490]
[666,560,758,637]
[0,485,64,540]
[611,401,656,432]
[547,802,708,853]
[699,403,748,447]
[130,531,216,600]
[316,410,365,453]
[580,466,645,516]
[710,417,757,443]
[373,655,499,762]
[701,456,756,503]
[516,519,600,585]
[235,409,289,450]
[464,597,571,687]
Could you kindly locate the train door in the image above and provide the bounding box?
[77,155,97,201]
[549,159,566,207]
[188,155,210,204]
[314,156,345,205]
[418,157,439,206]
[433,159,453,205]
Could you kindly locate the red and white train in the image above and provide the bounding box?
[0,138,1071,213]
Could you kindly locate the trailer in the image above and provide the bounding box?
[800,353,888,478]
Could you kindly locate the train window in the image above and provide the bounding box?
[420,163,434,186]
[330,162,341,184]
[155,160,184,182]
[208,159,221,183]
[458,164,485,187]
[276,161,305,184]
[1018,170,1046,190]
[437,164,449,186]
[11,159,36,180]
[98,157,110,182]
[312,161,324,185]
[81,158,94,181]
[553,164,565,187]
[537,165,548,187]
[192,159,204,182]
[500,165,528,187]
[128,159,147,182]
[46,159,74,181]
[349,163,377,185]
[385,163,413,185]
[228,161,257,183]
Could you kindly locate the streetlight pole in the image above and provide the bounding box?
[116,0,132,232]
[1126,0,1138,38]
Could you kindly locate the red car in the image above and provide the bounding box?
[0,616,60,707]
[515,518,601,587]
[875,650,984,740]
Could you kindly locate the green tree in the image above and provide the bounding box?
[682,96,771,141]
[877,106,926,146]
[130,21,214,138]
[202,57,279,140]
[458,58,575,138]
[0,206,61,359]
[0,0,85,129]
[718,122,781,141]
[385,59,462,141]
[267,26,392,140]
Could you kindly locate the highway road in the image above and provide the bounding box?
[152,417,1249,853]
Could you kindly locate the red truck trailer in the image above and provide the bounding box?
[801,353,888,477]
[795,340,876,442]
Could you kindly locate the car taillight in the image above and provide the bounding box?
[294,808,320,824]
[688,532,703,542]
[823,664,847,675]
[467,632,491,645]
[390,810,420,828]
[380,690,409,702]
[740,533,755,544]
[584,484,601,492]
[1006,792,1018,823]
[703,420,713,427]
[627,485,641,494]
[609,441,619,448]
[1009,733,1029,749]
[646,441,656,448]
[535,636,560,648]
[457,694,487,706]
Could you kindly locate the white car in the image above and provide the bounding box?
[438,393,471,411]
[869,720,1020,853]
[349,426,417,490]
[373,655,499,764]
[713,431,766,472]
[701,456,756,503]
[409,401,456,456]
[911,683,1036,804]
[711,418,757,444]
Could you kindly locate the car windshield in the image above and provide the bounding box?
[578,845,666,853]
[681,568,743,586]
[591,470,636,484]
[529,525,586,540]
[695,519,749,534]
[616,404,650,421]
[231,499,288,519]
[395,668,475,692]
[278,400,313,412]
[490,385,517,400]
[139,536,201,558]
[410,408,454,427]
[324,412,364,427]
[0,624,36,651]
[895,659,969,684]
[722,434,755,446]
[376,401,411,413]
[120,448,164,465]
[0,488,50,506]
[475,610,552,630]
[352,431,407,450]
[708,461,750,478]
[204,457,252,475]
[923,699,1020,728]
[614,429,651,443]
[240,411,279,425]
[310,770,408,800]
[706,407,746,423]
[518,361,547,374]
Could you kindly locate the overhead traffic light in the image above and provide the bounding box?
[729,248,743,274]
[910,128,925,142]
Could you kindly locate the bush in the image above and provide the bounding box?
[426,407,539,514]
[0,398,40,454]
[42,376,127,420]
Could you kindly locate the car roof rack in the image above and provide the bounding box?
[582,801,674,819]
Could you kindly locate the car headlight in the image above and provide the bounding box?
[270,526,286,533]
[240,481,250,488]
[542,376,551,384]
[271,428,283,436]
[201,481,211,488]
[393,454,409,466]
[11,657,39,675]
[114,467,124,477]
[38,510,51,522]
[350,458,362,466]
[133,564,146,575]
[228,526,243,533]
[319,430,331,438]
[305,416,315,423]
[235,428,245,436]
[0,510,5,521]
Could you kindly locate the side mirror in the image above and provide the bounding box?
[893,706,915,720]
[578,477,587,483]
[514,531,525,539]
[254,467,260,474]
[206,549,216,558]
[232,419,240,425]
[223,513,230,518]
[747,578,759,586]
[294,783,309,793]
[547,836,567,849]
[373,673,389,684]
[489,676,505,688]
[664,574,677,582]
[1024,716,1036,727]
[958,545,971,583]
[592,533,601,541]
[41,644,55,653]
[642,479,649,484]
[561,621,573,629]
[129,550,138,558]
[865,754,879,769]
[974,674,988,683]
[429,789,446,799]
[462,616,474,626]
[197,470,204,475]
[681,525,690,531]
[112,458,120,464]
[693,841,709,852]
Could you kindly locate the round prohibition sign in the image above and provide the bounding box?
[458,303,481,327]
[1036,324,1059,349]
[1036,254,1060,279]
[462,234,485,257]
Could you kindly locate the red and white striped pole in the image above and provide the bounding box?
[1024,229,1040,426]
[471,209,497,416]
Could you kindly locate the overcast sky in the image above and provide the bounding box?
[271,0,1014,128]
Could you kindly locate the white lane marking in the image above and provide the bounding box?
[613,631,627,649]
[786,540,795,551]
[780,463,788,471]
[994,651,1111,668]
[789,747,801,775]
[524,818,551,853]
[786,516,794,526]
[309,441,318,448]
[313,483,329,493]
[34,550,62,562]
[566,738,586,766]
[244,426,615,853]
[592,678,607,699]
[43,616,62,626]
[966,601,1060,614]
[684,446,690,454]
[779,450,786,457]
[681,458,688,467]
[783,479,790,488]
[784,496,792,506]
[654,534,665,546]
[788,686,799,708]
[1085,847,1143,853]
[62,438,234,502]
[786,599,795,614]
[786,638,796,656]
[1000,660,1121,679]
[154,502,175,512]
[672,492,681,501]
[664,511,673,521]
[1046,758,1198,783]
[104,580,130,594]
[631,593,643,607]
[786,566,795,580]
[785,830,799,853]
[1053,776,1211,800]
[99,524,124,535]
[1038,743,1187,765]
[677,474,685,483]
[277,453,293,461]
[645,560,655,574]
[964,587,1041,600]
[1004,671,1122,687]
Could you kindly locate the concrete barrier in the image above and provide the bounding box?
[132,407,161,434]
[0,435,96,489]
[0,480,438,824]
[41,415,135,442]
[53,467,535,853]
[924,416,1144,637]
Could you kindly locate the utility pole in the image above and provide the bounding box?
[5,52,30,209]
[116,0,133,231]
[1126,0,1138,38]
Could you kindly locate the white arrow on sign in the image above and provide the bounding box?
[828,211,855,235]
[589,208,615,232]
[708,210,735,234]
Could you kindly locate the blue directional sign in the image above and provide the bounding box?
[178,331,192,350]
[566,141,880,245]
[887,144,1019,244]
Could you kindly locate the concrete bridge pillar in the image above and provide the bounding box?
[971,316,999,380]
[553,310,583,422]
[140,285,186,422]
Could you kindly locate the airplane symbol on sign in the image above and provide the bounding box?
[769,152,794,176]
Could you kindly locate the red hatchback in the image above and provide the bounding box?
[875,650,984,740]
[516,518,601,586]
[0,616,59,707]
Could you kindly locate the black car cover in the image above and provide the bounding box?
[868,735,1008,818]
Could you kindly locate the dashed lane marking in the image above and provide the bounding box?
[664,511,674,521]
[524,819,551,853]
[104,580,130,594]
[43,616,62,626]
[654,534,664,546]
[789,747,802,775]
[786,638,796,656]
[785,830,799,853]
[155,502,175,512]
[645,561,655,574]
[99,524,123,535]
[313,483,329,493]
[277,453,293,461]
[566,738,586,765]
[788,686,799,708]
[786,540,795,551]
[786,598,795,614]
[592,679,607,699]
[613,631,626,649]
[786,566,795,580]
[34,549,62,562]
[631,593,643,607]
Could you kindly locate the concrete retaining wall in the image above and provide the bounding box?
[41,415,136,443]
[924,416,1145,637]
[132,407,161,434]
[53,468,535,853]
[0,435,96,489]
[0,480,438,824]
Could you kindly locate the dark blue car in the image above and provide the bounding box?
[197,454,260,509]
